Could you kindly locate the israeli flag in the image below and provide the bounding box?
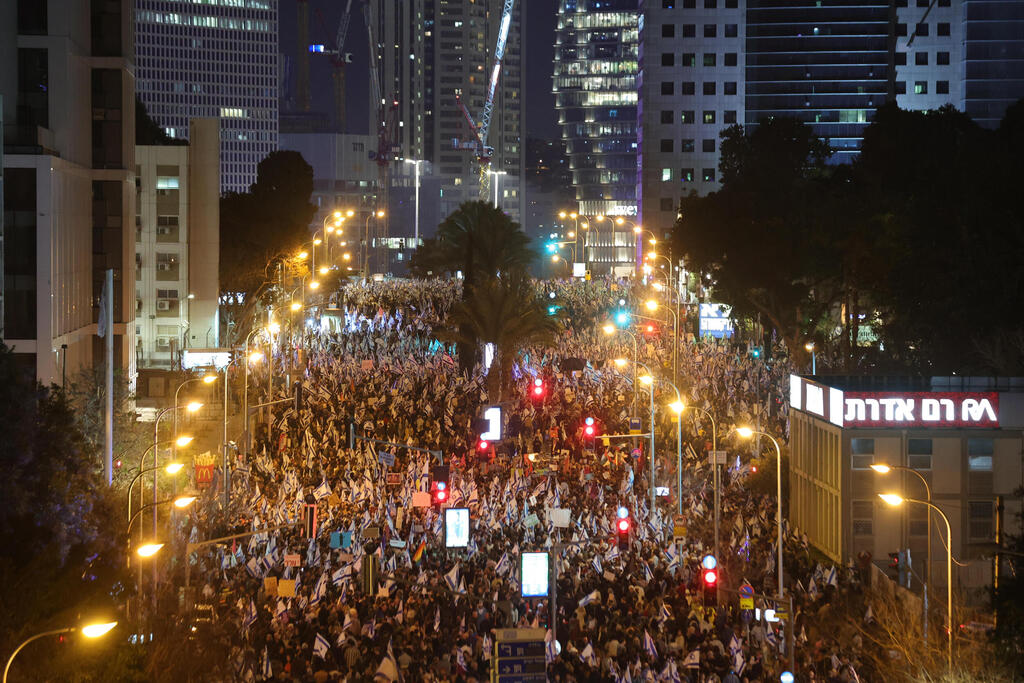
[313,478,332,501]
[545,631,558,663]
[578,590,601,607]
[643,561,654,582]
[643,630,658,659]
[311,572,327,606]
[261,646,272,680]
[495,552,510,576]
[659,603,672,624]
[826,565,838,587]
[592,555,603,575]
[581,643,597,666]
[274,599,288,619]
[332,564,350,586]
[605,544,619,562]
[731,650,746,675]
[728,633,743,654]
[313,632,330,659]
[343,610,353,633]
[243,599,258,629]
[444,564,460,592]
[682,649,700,669]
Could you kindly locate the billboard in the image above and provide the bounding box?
[521,552,550,598]
[444,508,470,548]
[843,391,998,428]
[698,303,734,339]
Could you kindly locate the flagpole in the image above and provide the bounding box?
[104,268,114,486]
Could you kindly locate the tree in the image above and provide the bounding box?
[854,102,1024,372]
[135,96,186,146]
[0,345,127,679]
[409,201,536,291]
[220,151,317,298]
[672,118,839,355]
[433,274,564,400]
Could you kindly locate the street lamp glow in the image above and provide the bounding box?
[173,494,197,508]
[736,426,754,438]
[346,209,355,217]
[652,282,664,292]
[186,401,203,413]
[613,358,628,368]
[879,493,905,507]
[332,210,342,219]
[290,301,302,312]
[805,342,815,352]
[645,299,659,311]
[248,351,264,363]
[174,435,194,447]
[669,400,685,414]
[165,462,185,474]
[268,321,281,334]
[342,253,351,261]
[567,231,575,238]
[870,464,892,474]
[633,226,642,234]
[313,238,322,246]
[298,251,308,260]
[81,622,118,639]
[558,211,567,218]
[602,324,615,335]
[580,222,589,229]
[136,543,164,558]
[319,266,329,275]
[309,280,320,290]
[616,217,625,225]
[551,255,560,263]
[639,375,653,386]
[326,226,335,234]
[376,210,385,218]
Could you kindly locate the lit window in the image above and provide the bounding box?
[661,168,672,181]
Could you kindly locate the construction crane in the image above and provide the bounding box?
[311,2,354,133]
[455,0,516,201]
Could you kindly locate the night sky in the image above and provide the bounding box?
[279,0,560,139]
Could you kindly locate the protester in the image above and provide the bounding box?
[171,277,867,682]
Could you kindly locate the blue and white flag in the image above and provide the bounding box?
[373,638,399,681]
[580,643,597,666]
[311,572,327,605]
[313,632,330,659]
[578,590,601,607]
[682,649,700,669]
[591,554,603,575]
[243,599,258,629]
[826,565,838,588]
[444,564,460,592]
[332,564,351,586]
[728,633,743,655]
[261,646,272,679]
[343,610,353,633]
[659,603,672,624]
[495,552,511,576]
[545,630,558,663]
[643,630,658,659]
[313,478,332,501]
[643,561,654,583]
[274,599,288,619]
[661,659,681,683]
[731,650,746,675]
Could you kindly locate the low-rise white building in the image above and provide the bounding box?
[134,118,220,368]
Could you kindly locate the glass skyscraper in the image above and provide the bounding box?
[135,0,279,193]
[554,0,640,273]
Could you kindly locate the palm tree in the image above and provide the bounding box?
[433,274,564,401]
[409,201,536,291]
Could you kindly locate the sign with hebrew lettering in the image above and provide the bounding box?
[842,392,998,428]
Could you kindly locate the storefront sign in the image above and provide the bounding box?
[843,392,998,428]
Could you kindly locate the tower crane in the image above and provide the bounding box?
[312,2,354,133]
[455,0,516,201]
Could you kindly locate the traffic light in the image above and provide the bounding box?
[303,503,318,539]
[432,481,449,505]
[616,507,631,552]
[583,416,596,438]
[614,311,630,326]
[887,552,900,581]
[749,346,763,359]
[644,323,657,335]
[294,380,305,412]
[531,378,546,400]
[547,305,560,316]
[545,242,558,254]
[701,554,718,603]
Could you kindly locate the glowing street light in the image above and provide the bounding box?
[290,301,302,312]
[202,373,217,384]
[173,494,198,508]
[165,462,185,475]
[308,280,320,290]
[186,401,203,413]
[174,435,194,447]
[136,542,165,558]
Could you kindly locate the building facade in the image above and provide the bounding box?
[637,0,745,235]
[135,118,220,368]
[368,0,525,233]
[554,0,639,274]
[961,0,1024,128]
[1,0,136,386]
[134,0,279,193]
[788,375,1023,600]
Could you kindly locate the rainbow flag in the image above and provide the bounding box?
[412,539,426,564]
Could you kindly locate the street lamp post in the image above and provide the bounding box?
[644,299,679,386]
[363,210,385,275]
[879,494,953,671]
[127,438,190,524]
[4,622,117,683]
[242,328,266,453]
[602,324,638,415]
[737,427,784,600]
[172,374,215,472]
[679,404,719,555]
[637,367,657,517]
[873,464,934,641]
[805,342,816,374]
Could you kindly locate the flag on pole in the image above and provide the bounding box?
[373,638,399,681]
[643,630,658,659]
[444,564,460,592]
[261,646,272,679]
[682,649,700,669]
[578,590,601,607]
[243,600,258,629]
[412,539,426,563]
[313,632,330,659]
[495,552,510,576]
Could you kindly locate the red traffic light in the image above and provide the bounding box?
[702,568,718,585]
[532,378,545,397]
[617,518,630,533]
[645,324,656,333]
[584,425,595,437]
[477,439,489,452]
[435,489,448,503]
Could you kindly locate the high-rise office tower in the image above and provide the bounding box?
[554,0,639,274]
[637,0,745,236]
[894,0,964,114]
[1,0,137,385]
[369,0,525,232]
[134,0,279,193]
[961,0,1024,128]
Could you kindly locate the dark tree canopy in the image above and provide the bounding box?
[219,151,317,297]
[135,96,186,146]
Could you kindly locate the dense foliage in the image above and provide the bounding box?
[674,101,1024,373]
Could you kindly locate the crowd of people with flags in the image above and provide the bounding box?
[176,276,873,682]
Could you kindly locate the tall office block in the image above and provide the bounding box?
[1,0,136,386]
[369,0,525,231]
[745,0,892,164]
[135,0,279,193]
[894,0,964,113]
[554,0,639,274]
[637,0,745,237]
[961,0,1024,127]
[135,118,220,368]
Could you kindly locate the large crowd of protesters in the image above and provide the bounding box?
[170,275,872,682]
